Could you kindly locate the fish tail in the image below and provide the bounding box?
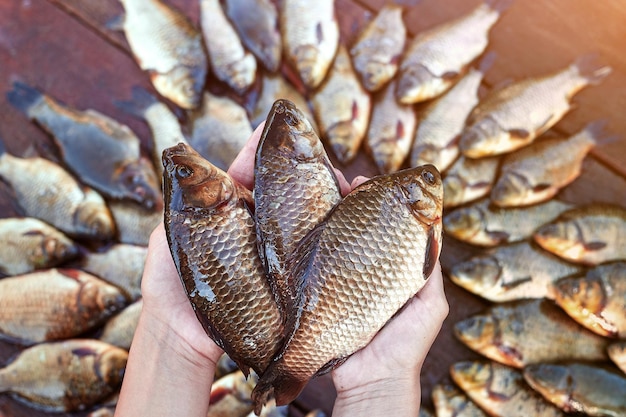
[574,53,612,85]
[251,367,306,415]
[478,51,497,74]
[6,81,43,115]
[581,119,619,147]
[485,0,514,13]
[114,86,159,119]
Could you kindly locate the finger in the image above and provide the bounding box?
[228,122,265,189]
[351,175,370,189]
[333,168,352,196]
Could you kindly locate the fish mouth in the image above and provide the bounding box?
[162,142,191,166]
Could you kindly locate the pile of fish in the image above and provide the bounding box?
[1,0,624,415]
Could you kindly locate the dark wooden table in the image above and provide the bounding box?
[0,1,625,416]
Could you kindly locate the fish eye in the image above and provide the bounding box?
[176,165,193,178]
[284,112,297,126]
[422,169,436,185]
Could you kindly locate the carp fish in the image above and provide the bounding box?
[454,299,609,368]
[442,155,500,208]
[108,200,162,246]
[7,82,162,210]
[460,55,612,158]
[534,204,626,266]
[349,5,406,92]
[608,341,626,375]
[310,45,372,164]
[431,383,488,417]
[254,100,341,317]
[524,362,626,417]
[396,0,509,104]
[252,164,443,412]
[117,0,208,109]
[163,143,284,376]
[207,370,257,417]
[0,339,127,412]
[99,299,142,350]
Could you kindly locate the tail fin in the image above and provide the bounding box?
[6,81,43,115]
[251,367,307,415]
[478,51,497,74]
[574,53,612,85]
[485,0,514,14]
[579,119,619,147]
[114,86,159,119]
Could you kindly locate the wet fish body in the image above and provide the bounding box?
[280,0,339,90]
[207,370,257,417]
[163,143,284,376]
[449,241,582,302]
[7,82,161,210]
[443,155,500,208]
[0,217,79,276]
[0,339,127,412]
[450,360,565,417]
[109,200,162,246]
[608,341,626,374]
[365,80,417,173]
[524,362,626,416]
[432,383,488,417]
[310,45,371,164]
[349,5,406,92]
[460,55,611,158]
[491,122,602,207]
[533,204,626,265]
[118,0,207,109]
[444,198,573,247]
[252,165,443,411]
[99,299,142,350]
[254,100,341,317]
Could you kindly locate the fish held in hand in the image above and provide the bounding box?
[252,164,443,412]
[163,143,284,376]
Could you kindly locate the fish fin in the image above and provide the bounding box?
[574,53,612,85]
[532,183,552,192]
[580,119,620,147]
[501,275,532,290]
[508,128,531,140]
[71,347,97,358]
[105,14,125,31]
[252,367,306,413]
[491,77,514,92]
[114,86,159,118]
[315,356,349,376]
[469,181,492,190]
[486,230,510,244]
[6,81,43,115]
[423,227,440,278]
[392,0,422,8]
[584,241,607,251]
[485,0,514,13]
[478,51,497,74]
[441,71,459,81]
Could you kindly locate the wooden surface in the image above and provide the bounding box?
[0,1,625,416]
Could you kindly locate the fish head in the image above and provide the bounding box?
[490,172,530,207]
[453,314,496,351]
[442,174,466,207]
[554,275,604,316]
[75,198,116,241]
[292,45,324,89]
[162,143,236,213]
[152,64,206,110]
[327,120,360,163]
[117,158,162,210]
[361,61,395,92]
[534,221,584,259]
[523,364,571,404]
[450,361,493,391]
[97,346,129,386]
[33,235,79,268]
[443,205,485,241]
[396,64,448,104]
[450,255,501,293]
[460,117,508,158]
[393,164,443,227]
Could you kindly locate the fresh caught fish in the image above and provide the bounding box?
[0,217,79,276]
[0,269,128,343]
[490,122,604,207]
[99,299,142,350]
[200,0,257,94]
[450,360,565,417]
[349,5,406,92]
[207,370,257,417]
[163,143,284,376]
[442,155,500,208]
[224,0,281,73]
[444,198,573,247]
[396,0,508,104]
[310,45,371,164]
[460,55,611,158]
[252,165,443,411]
[0,143,115,241]
[188,91,253,171]
[280,0,339,89]
[117,0,208,109]
[454,299,609,368]
[449,241,582,303]
[365,80,417,173]
[246,399,289,417]
[608,341,626,375]
[431,383,488,417]
[524,362,626,416]
[0,339,127,412]
[108,200,162,246]
[533,204,626,266]
[254,100,341,316]
[7,82,162,210]
[552,262,626,338]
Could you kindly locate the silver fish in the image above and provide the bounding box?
[108,200,162,246]
[608,340,626,375]
[100,299,142,350]
[431,383,488,417]
[443,155,500,208]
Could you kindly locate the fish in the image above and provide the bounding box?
[87,407,115,417]
[365,79,417,174]
[454,299,609,368]
[608,341,626,375]
[396,0,509,104]
[252,164,443,412]
[0,339,127,412]
[310,45,372,164]
[0,268,128,343]
[117,0,208,109]
[460,55,612,158]
[0,143,116,241]
[108,200,162,246]
[443,198,573,247]
[450,360,565,417]
[223,0,282,73]
[449,241,583,302]
[207,371,257,417]
[254,100,342,317]
[188,91,253,171]
[431,383,488,417]
[349,4,406,92]
[442,155,500,208]
[523,362,626,416]
[215,353,239,380]
[245,399,289,417]
[280,0,339,89]
[99,299,142,350]
[490,122,605,207]
[163,143,284,376]
[533,204,626,266]
[0,217,79,276]
[7,82,162,210]
[199,0,257,95]
[552,262,626,338]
